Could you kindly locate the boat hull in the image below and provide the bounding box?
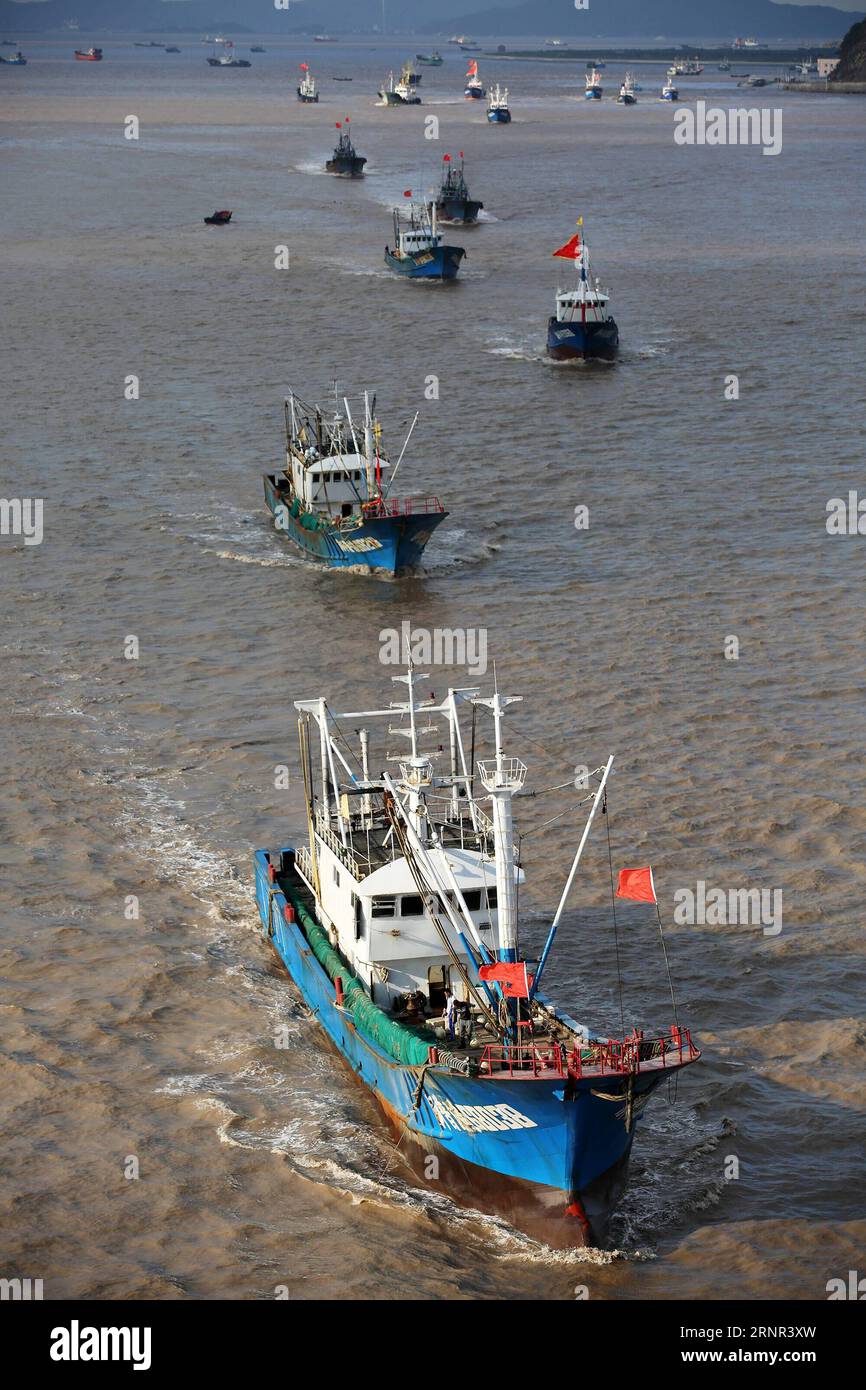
[254,850,668,1248]
[325,154,367,176]
[547,315,619,362]
[297,89,319,102]
[585,89,603,100]
[263,476,447,573]
[435,195,483,225]
[384,244,465,280]
[487,108,511,123]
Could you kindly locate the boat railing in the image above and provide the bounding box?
[361,495,445,519]
[478,1027,699,1079]
[314,810,362,879]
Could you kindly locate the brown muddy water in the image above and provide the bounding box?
[1,37,865,1301]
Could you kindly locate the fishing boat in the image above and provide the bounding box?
[547,221,618,362]
[403,59,422,87]
[486,83,511,123]
[584,68,603,100]
[585,58,606,71]
[203,209,232,225]
[668,57,703,76]
[435,153,483,225]
[464,60,485,99]
[0,49,26,64]
[617,73,637,104]
[378,70,421,105]
[660,77,679,101]
[326,118,366,177]
[165,47,181,54]
[297,63,319,102]
[253,662,701,1247]
[718,59,731,72]
[250,45,266,53]
[416,51,443,66]
[262,392,447,574]
[207,40,251,68]
[74,47,102,61]
[314,34,338,43]
[385,196,465,281]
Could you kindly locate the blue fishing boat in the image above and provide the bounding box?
[385,196,465,280]
[263,391,447,574]
[547,221,619,362]
[253,664,700,1247]
[464,59,485,99]
[0,49,26,64]
[434,154,483,225]
[486,83,511,123]
[660,77,679,101]
[585,67,603,99]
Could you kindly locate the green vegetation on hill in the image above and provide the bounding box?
[832,18,866,81]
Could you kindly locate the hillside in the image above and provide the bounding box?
[831,15,866,74]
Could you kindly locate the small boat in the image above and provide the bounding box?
[547,221,618,362]
[668,58,703,76]
[378,70,421,106]
[313,34,338,43]
[416,51,443,66]
[464,59,485,99]
[207,40,250,68]
[0,49,26,65]
[332,76,353,82]
[165,47,181,54]
[486,83,511,123]
[204,209,232,225]
[262,391,447,573]
[584,68,603,100]
[435,153,483,225]
[403,59,422,86]
[617,73,637,104]
[739,75,768,88]
[297,64,319,102]
[250,46,266,54]
[385,195,465,281]
[545,39,565,48]
[586,58,606,70]
[134,41,162,48]
[74,47,103,61]
[718,60,731,72]
[326,118,366,177]
[660,78,679,101]
[253,667,700,1247]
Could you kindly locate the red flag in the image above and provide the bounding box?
[336,122,341,128]
[459,151,464,158]
[466,60,477,76]
[478,962,534,998]
[443,153,451,162]
[552,233,581,260]
[345,115,350,121]
[403,189,412,197]
[616,867,657,904]
[300,63,308,71]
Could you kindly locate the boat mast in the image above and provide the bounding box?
[363,391,374,499]
[473,690,524,961]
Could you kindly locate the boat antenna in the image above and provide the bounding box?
[383,411,419,496]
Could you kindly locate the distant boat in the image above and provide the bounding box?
[385,195,465,281]
[617,73,637,104]
[403,59,422,86]
[585,68,603,100]
[313,34,338,43]
[250,46,266,54]
[586,58,606,70]
[547,221,618,362]
[74,47,103,61]
[487,83,511,123]
[297,64,319,102]
[204,210,232,225]
[718,60,731,72]
[545,39,565,48]
[207,40,250,68]
[332,76,353,82]
[416,51,443,66]
[660,78,679,101]
[378,69,421,106]
[326,117,366,177]
[0,49,26,65]
[668,58,703,76]
[165,47,181,54]
[464,59,485,99]
[435,153,483,224]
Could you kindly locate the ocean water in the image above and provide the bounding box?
[1,36,865,1301]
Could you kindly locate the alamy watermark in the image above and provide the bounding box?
[0,497,43,545]
[674,101,783,157]
[379,620,487,677]
[673,881,782,936]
